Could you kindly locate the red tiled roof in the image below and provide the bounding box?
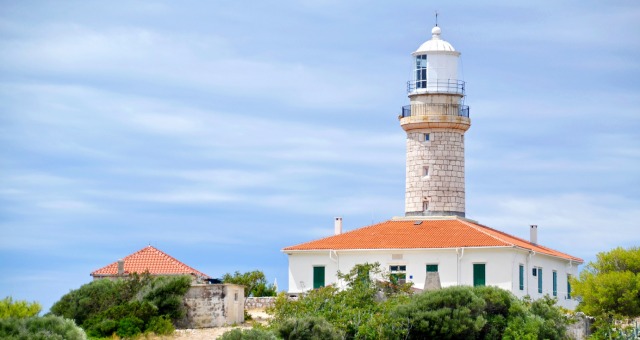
[282,218,583,263]
[91,245,210,278]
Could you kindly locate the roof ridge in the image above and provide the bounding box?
[91,245,210,278]
[457,219,512,246]
[458,220,583,262]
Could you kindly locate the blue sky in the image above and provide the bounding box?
[1,1,639,312]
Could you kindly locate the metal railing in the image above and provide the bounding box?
[401,103,470,118]
[407,79,466,95]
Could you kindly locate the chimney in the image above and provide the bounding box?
[530,225,538,244]
[117,259,125,276]
[334,217,343,235]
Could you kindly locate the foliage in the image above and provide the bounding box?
[276,316,343,340]
[473,286,517,339]
[223,270,277,297]
[269,262,412,339]
[502,295,569,340]
[146,315,175,335]
[394,286,487,339]
[269,263,571,340]
[0,297,42,319]
[572,246,640,318]
[50,273,191,337]
[0,315,86,340]
[219,327,278,340]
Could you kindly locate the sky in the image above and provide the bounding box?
[1,1,639,312]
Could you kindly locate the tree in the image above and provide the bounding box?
[222,270,277,297]
[0,297,41,319]
[572,246,640,318]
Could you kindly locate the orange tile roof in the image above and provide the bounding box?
[282,218,583,263]
[91,245,210,278]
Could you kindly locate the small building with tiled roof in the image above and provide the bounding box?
[91,245,210,281]
[282,25,583,310]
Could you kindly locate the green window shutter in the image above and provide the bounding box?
[426,264,438,272]
[473,263,485,287]
[313,266,325,289]
[519,265,524,290]
[537,268,543,293]
[567,275,572,299]
[553,271,557,296]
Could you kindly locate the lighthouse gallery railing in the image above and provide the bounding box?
[401,103,470,118]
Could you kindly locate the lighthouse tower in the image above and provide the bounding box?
[400,26,470,217]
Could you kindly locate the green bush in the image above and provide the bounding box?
[473,286,517,339]
[146,315,174,335]
[0,297,42,319]
[277,316,343,340]
[50,274,192,337]
[117,316,144,337]
[0,315,86,340]
[219,327,278,340]
[269,263,571,340]
[222,270,277,297]
[394,286,487,339]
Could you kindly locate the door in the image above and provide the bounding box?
[473,263,485,287]
[313,266,325,289]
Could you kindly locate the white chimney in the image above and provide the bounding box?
[334,217,343,235]
[117,259,125,276]
[530,225,538,244]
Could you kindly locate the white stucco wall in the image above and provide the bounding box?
[286,247,579,309]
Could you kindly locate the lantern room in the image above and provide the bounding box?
[409,26,463,95]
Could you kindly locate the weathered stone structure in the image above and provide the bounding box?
[179,284,244,328]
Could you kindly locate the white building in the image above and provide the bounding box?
[282,25,583,309]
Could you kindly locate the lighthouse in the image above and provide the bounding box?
[400,25,470,217]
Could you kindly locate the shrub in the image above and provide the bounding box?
[276,316,343,340]
[0,297,42,319]
[219,327,278,340]
[222,270,277,297]
[0,315,86,340]
[50,274,192,337]
[146,315,174,335]
[394,286,487,339]
[117,316,144,337]
[473,286,517,340]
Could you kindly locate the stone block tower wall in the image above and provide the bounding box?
[405,128,465,216]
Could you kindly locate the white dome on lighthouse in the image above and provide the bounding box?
[412,26,459,55]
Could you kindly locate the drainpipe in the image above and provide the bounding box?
[456,248,465,285]
[527,250,535,295]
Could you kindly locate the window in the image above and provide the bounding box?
[426,264,438,272]
[519,265,524,290]
[424,133,430,141]
[415,55,427,89]
[423,201,429,212]
[423,166,429,177]
[567,275,572,299]
[390,265,407,284]
[537,268,543,294]
[234,292,238,301]
[313,266,325,289]
[473,263,485,287]
[552,271,557,297]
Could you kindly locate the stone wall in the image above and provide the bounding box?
[245,296,277,310]
[405,128,465,216]
[178,284,244,328]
